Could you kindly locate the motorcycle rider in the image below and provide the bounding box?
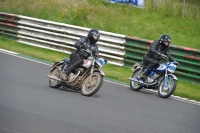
[140,34,180,82]
[60,29,100,81]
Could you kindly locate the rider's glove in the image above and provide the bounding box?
[158,53,168,60]
[157,52,162,56]
[104,59,108,64]
[174,61,180,66]
[93,53,99,57]
[161,54,168,60]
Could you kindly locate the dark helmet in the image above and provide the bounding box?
[159,34,171,47]
[87,29,100,43]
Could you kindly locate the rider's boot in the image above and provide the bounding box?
[139,71,149,83]
[60,70,70,81]
[60,72,68,81]
[60,63,74,81]
[140,63,155,83]
[140,75,148,83]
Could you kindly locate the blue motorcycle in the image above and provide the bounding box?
[129,57,180,98]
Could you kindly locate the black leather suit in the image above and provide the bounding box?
[142,40,174,77]
[64,37,98,75]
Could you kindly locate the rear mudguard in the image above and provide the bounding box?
[50,62,64,73]
[134,66,143,72]
[52,62,60,68]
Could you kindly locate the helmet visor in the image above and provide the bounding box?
[164,38,170,42]
[93,32,100,37]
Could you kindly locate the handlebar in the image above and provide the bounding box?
[174,61,180,67]
[162,56,169,62]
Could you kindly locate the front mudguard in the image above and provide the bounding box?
[168,74,178,80]
[158,74,177,87]
[94,69,105,76]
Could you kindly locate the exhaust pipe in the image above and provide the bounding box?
[47,75,61,81]
[129,77,143,84]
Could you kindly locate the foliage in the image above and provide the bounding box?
[0,0,199,49]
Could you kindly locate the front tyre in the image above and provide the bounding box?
[130,68,143,91]
[49,67,62,88]
[158,75,177,98]
[81,72,103,96]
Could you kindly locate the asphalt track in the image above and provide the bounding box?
[0,50,200,133]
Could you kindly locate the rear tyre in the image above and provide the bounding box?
[130,68,143,91]
[49,67,62,88]
[158,75,177,98]
[81,72,103,96]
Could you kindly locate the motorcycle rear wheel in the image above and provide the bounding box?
[158,75,177,98]
[130,68,143,91]
[49,67,62,88]
[81,72,103,96]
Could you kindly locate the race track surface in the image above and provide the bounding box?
[0,51,199,133]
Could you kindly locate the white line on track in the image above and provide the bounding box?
[0,48,52,66]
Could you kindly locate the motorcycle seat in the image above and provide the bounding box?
[63,58,70,63]
[140,61,147,68]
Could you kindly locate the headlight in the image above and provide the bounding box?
[96,57,105,67]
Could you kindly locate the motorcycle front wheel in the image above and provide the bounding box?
[130,68,143,91]
[158,75,177,98]
[81,72,103,96]
[49,66,62,88]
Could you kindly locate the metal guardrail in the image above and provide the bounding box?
[0,12,126,66]
[0,12,200,84]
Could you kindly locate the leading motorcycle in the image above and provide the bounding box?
[129,56,180,98]
[47,47,107,96]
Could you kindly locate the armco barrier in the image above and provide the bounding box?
[125,36,200,83]
[0,12,200,84]
[0,12,126,66]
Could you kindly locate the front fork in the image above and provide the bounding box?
[89,65,94,82]
[163,70,168,89]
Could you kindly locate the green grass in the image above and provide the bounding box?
[0,36,200,102]
[1,0,200,49]
[174,81,200,101]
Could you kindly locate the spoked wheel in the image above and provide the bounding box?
[49,67,62,88]
[158,75,177,98]
[81,72,103,96]
[130,68,144,91]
